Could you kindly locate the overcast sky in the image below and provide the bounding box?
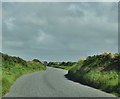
[2,2,118,62]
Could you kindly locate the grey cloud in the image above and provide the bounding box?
[2,2,118,61]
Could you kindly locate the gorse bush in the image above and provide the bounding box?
[1,53,46,96]
[66,52,120,97]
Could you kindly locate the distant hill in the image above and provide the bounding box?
[65,52,120,96]
[47,61,76,70]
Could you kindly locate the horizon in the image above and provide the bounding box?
[1,51,118,62]
[2,2,118,62]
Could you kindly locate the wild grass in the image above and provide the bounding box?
[1,53,46,96]
[0,66,2,98]
[66,52,119,97]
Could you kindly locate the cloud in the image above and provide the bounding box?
[2,2,118,61]
[4,17,15,30]
[37,30,55,44]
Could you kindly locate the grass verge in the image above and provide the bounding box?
[1,52,46,96]
[65,52,120,97]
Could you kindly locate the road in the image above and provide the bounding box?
[5,67,116,97]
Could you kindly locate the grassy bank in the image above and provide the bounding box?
[1,53,46,96]
[65,52,119,97]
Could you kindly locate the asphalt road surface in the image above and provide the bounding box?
[5,67,116,97]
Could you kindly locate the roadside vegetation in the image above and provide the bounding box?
[0,55,2,98]
[1,52,119,97]
[1,52,46,96]
[47,61,76,70]
[65,52,120,97]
